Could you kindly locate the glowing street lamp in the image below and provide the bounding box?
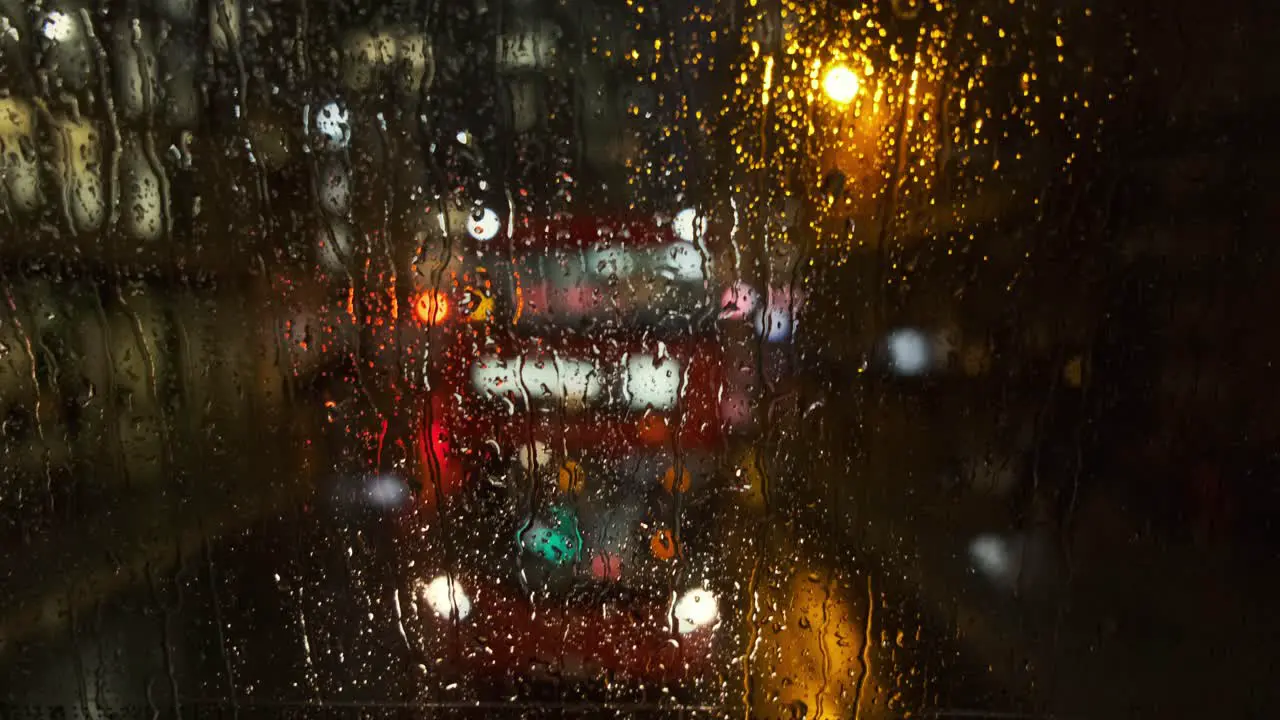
[822,64,860,105]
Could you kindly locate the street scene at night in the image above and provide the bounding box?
[1,0,1278,717]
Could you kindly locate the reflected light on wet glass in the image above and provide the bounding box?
[754,288,800,343]
[470,355,602,406]
[655,242,706,282]
[623,355,681,411]
[674,588,719,634]
[968,533,1028,591]
[41,11,77,42]
[591,552,623,581]
[822,64,860,105]
[719,281,759,320]
[315,102,350,150]
[413,290,450,325]
[586,247,637,278]
[419,576,472,620]
[466,207,501,241]
[887,328,931,376]
[672,207,703,243]
[517,441,551,472]
[364,474,410,509]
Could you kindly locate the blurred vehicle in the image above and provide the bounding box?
[382,208,761,696]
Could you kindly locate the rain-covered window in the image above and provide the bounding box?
[1,0,1276,718]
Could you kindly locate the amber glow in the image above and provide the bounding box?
[660,465,692,494]
[650,528,678,560]
[413,290,450,325]
[557,460,586,494]
[822,63,860,105]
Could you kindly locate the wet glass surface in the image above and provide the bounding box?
[1,0,1278,718]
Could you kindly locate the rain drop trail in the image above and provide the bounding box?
[851,575,874,720]
[393,588,410,650]
[203,533,239,715]
[297,586,320,701]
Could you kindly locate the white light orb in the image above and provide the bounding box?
[887,328,931,376]
[674,588,719,633]
[420,575,472,620]
[466,207,501,241]
[671,207,704,243]
[315,102,350,150]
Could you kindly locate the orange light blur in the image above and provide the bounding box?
[512,270,524,325]
[822,63,860,105]
[660,466,692,494]
[413,290,450,325]
[650,528,678,560]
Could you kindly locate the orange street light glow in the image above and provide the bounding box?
[822,64,860,105]
[413,290,449,325]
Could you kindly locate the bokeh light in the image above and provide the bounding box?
[674,588,719,633]
[413,290,450,325]
[419,575,472,620]
[41,11,77,42]
[314,101,350,150]
[887,328,931,376]
[821,64,860,105]
[466,207,501,241]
